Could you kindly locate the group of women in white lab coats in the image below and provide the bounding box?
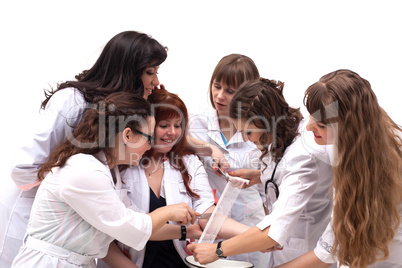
[189,71,402,268]
[112,89,251,267]
[1,28,401,268]
[188,77,334,267]
[0,30,169,267]
[12,92,199,267]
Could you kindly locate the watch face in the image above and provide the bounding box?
[216,248,223,256]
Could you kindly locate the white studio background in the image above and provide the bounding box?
[1,0,401,189]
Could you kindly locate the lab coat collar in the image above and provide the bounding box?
[205,108,244,148]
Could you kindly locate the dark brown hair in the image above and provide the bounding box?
[41,31,167,109]
[229,78,303,166]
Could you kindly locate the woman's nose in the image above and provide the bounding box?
[152,74,160,86]
[306,117,316,131]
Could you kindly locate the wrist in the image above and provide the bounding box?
[179,225,186,241]
[216,241,227,258]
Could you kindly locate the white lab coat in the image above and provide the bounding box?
[315,205,402,267]
[188,108,268,266]
[11,153,153,268]
[255,122,334,267]
[0,88,87,267]
[120,154,215,267]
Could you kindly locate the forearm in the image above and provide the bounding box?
[149,224,181,241]
[197,207,253,240]
[217,217,251,239]
[102,241,138,268]
[221,226,278,256]
[148,207,173,234]
[275,250,332,268]
[186,135,213,156]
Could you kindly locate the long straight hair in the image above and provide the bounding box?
[305,69,402,267]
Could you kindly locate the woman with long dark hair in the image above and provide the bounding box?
[1,30,167,267]
[11,92,197,267]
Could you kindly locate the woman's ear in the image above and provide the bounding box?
[122,127,132,146]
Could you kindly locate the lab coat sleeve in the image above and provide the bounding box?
[186,155,215,214]
[59,166,152,251]
[314,221,337,263]
[188,112,209,143]
[10,89,86,190]
[256,153,320,246]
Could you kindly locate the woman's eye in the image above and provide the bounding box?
[174,125,181,129]
[159,125,167,128]
[245,131,252,136]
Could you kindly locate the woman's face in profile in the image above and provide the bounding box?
[306,116,335,145]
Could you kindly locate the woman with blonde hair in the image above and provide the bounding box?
[278,69,402,267]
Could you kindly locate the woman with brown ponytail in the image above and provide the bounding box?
[188,78,334,267]
[11,92,198,268]
[277,69,402,267]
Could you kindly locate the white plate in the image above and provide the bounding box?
[185,256,254,268]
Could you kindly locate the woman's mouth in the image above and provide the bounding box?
[145,88,153,95]
[161,138,174,144]
[215,102,226,108]
[313,132,322,139]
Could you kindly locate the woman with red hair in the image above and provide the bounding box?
[118,89,250,268]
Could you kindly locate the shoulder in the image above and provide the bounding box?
[66,154,109,174]
[283,121,332,166]
[189,108,216,125]
[59,154,113,192]
[45,88,86,112]
[182,154,204,174]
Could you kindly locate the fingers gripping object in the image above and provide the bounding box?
[198,175,249,244]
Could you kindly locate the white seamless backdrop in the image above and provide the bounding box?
[1,0,401,192]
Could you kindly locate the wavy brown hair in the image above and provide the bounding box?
[209,54,260,109]
[305,69,402,267]
[37,92,152,181]
[229,78,303,166]
[145,89,199,198]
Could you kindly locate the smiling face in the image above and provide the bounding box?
[153,116,183,154]
[141,65,160,99]
[306,116,335,145]
[211,80,237,117]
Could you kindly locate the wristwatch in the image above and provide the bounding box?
[216,241,227,258]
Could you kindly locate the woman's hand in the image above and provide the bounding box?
[187,243,219,265]
[161,202,199,225]
[228,169,261,187]
[210,145,230,174]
